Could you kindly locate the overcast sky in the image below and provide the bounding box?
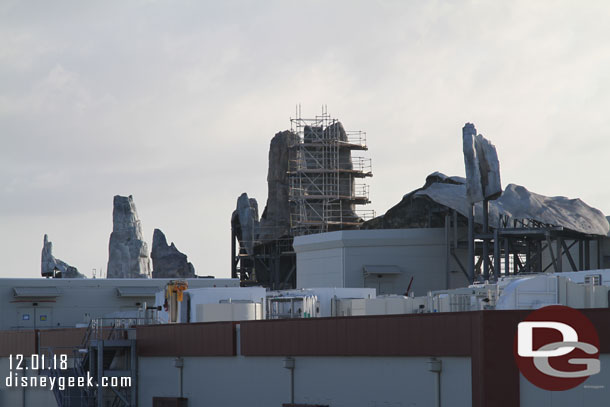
[2,0,610,279]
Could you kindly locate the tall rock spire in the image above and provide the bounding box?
[107,195,151,278]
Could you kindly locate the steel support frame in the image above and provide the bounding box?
[470,231,598,280]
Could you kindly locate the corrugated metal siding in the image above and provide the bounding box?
[585,308,610,352]
[471,311,525,407]
[240,313,474,356]
[136,322,235,356]
[39,328,86,355]
[0,330,36,356]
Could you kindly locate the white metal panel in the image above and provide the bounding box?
[295,247,344,288]
[187,287,266,322]
[194,303,262,322]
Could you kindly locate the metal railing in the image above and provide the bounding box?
[351,156,372,173]
[89,317,160,341]
[345,130,367,147]
[38,345,95,407]
[355,209,376,222]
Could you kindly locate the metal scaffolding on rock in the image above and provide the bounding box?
[231,107,375,289]
[288,106,374,236]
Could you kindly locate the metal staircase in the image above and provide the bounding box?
[41,318,147,407]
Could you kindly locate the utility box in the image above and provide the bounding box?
[194,302,262,322]
[335,296,427,316]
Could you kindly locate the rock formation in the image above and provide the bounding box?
[107,195,151,278]
[232,117,366,289]
[363,172,609,236]
[231,193,259,255]
[257,130,299,241]
[362,172,466,230]
[462,123,502,203]
[236,122,362,244]
[151,229,195,278]
[41,234,85,278]
[419,182,610,236]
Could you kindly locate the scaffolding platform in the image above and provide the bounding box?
[288,107,374,236]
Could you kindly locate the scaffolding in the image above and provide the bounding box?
[288,107,374,236]
[231,107,375,289]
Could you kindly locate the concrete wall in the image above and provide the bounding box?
[0,357,58,406]
[294,229,470,296]
[0,278,238,330]
[520,354,610,407]
[138,355,472,407]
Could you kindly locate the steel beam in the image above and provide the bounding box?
[562,240,578,272]
[556,236,563,273]
[585,240,591,270]
[546,233,559,273]
[468,204,475,283]
[504,238,510,275]
[493,228,500,280]
[483,199,489,280]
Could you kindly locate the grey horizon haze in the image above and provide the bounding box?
[2,1,610,279]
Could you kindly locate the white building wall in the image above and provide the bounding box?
[138,355,472,407]
[344,244,452,295]
[295,229,470,296]
[296,247,344,288]
[0,278,238,330]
